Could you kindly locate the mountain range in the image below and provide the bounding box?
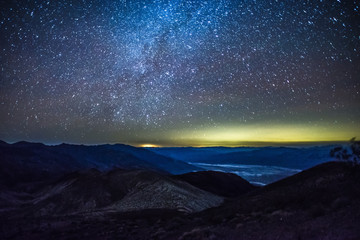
[0,141,200,189]
[150,145,335,169]
[0,140,359,239]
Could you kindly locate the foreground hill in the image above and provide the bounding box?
[20,169,223,216]
[1,161,359,240]
[171,161,360,239]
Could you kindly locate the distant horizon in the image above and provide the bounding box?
[1,139,352,148]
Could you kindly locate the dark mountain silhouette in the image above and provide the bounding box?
[105,144,199,174]
[0,141,201,188]
[170,161,360,239]
[174,171,255,198]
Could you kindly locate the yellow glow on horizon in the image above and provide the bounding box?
[139,144,160,148]
[169,123,359,147]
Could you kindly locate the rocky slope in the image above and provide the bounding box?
[5,168,225,217]
[1,162,359,240]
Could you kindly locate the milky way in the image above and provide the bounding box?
[0,0,359,146]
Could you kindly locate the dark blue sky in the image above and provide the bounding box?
[0,0,359,146]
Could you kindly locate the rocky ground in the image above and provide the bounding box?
[0,162,359,239]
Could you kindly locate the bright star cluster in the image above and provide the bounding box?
[0,0,359,146]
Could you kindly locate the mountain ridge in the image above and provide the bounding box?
[0,140,201,189]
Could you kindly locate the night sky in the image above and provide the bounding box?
[0,0,359,146]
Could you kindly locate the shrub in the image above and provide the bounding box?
[330,138,360,165]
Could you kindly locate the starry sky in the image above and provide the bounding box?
[0,0,359,147]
